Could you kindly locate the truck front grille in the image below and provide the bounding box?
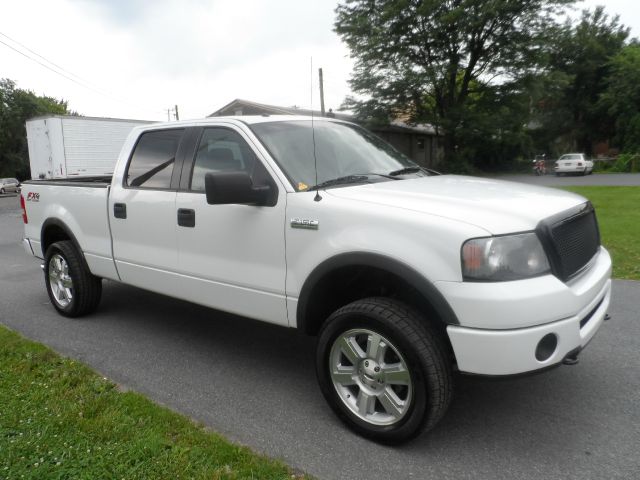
[538,203,601,282]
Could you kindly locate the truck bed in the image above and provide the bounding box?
[21,178,118,281]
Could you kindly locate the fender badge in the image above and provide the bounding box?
[291,218,319,230]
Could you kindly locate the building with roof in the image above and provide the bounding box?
[209,99,442,167]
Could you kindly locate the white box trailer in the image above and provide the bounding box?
[25,115,152,179]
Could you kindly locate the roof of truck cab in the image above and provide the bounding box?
[235,115,347,125]
[136,115,347,130]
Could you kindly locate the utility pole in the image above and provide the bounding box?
[166,105,180,121]
[318,68,325,117]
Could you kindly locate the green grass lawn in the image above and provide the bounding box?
[561,186,640,280]
[0,326,308,480]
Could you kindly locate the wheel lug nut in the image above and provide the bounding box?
[374,366,380,372]
[365,361,369,367]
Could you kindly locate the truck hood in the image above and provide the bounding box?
[326,175,586,235]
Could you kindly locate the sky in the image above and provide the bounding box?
[1,0,638,122]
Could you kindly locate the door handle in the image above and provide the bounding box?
[113,203,127,219]
[177,208,195,227]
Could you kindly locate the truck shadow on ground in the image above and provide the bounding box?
[95,279,612,459]
[98,279,317,373]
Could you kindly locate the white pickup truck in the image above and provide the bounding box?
[21,116,612,443]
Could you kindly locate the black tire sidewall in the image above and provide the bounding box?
[316,302,439,443]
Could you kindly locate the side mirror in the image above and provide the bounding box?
[204,171,273,206]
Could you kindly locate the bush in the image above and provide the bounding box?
[593,160,614,172]
[610,153,640,172]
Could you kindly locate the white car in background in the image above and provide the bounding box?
[555,153,594,176]
[0,178,21,194]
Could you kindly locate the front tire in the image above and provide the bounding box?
[0,188,4,194]
[44,241,102,317]
[316,298,452,444]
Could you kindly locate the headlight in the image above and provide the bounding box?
[461,233,550,281]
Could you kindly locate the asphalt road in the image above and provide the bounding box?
[1,194,639,480]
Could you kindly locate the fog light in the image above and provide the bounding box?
[535,333,558,362]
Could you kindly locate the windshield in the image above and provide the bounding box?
[251,120,420,191]
[559,154,582,160]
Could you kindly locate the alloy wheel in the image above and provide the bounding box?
[48,253,74,308]
[329,328,413,426]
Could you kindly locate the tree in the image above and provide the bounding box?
[335,0,574,170]
[598,44,640,152]
[0,79,70,179]
[458,79,533,170]
[533,7,629,155]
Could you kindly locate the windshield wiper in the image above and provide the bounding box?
[308,175,371,190]
[308,172,401,191]
[364,172,400,180]
[388,166,425,176]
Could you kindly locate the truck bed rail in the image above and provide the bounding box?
[22,176,112,188]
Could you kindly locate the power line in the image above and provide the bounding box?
[0,31,165,116]
[0,31,93,87]
[0,37,99,93]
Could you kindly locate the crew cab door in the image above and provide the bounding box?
[109,128,188,289]
[174,124,288,326]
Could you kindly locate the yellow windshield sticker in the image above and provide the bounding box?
[298,182,309,191]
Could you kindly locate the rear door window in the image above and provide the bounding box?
[126,129,184,189]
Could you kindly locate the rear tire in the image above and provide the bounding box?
[316,297,452,444]
[44,241,102,317]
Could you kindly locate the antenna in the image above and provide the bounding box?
[319,67,326,116]
[311,56,322,201]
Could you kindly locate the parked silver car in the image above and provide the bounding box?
[0,178,20,194]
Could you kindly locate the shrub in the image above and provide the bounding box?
[594,160,614,172]
[610,153,640,172]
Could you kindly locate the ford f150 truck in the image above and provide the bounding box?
[21,116,612,443]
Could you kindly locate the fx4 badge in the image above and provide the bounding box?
[290,218,319,230]
[26,192,40,202]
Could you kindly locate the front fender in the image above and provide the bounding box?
[296,251,460,334]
